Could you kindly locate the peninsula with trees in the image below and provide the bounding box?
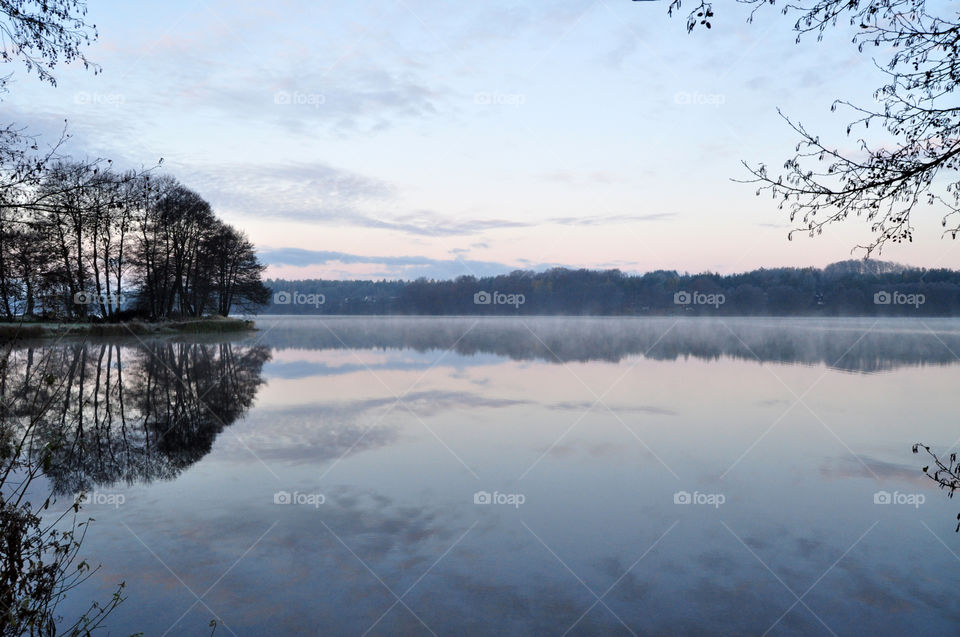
[0,0,269,339]
[0,146,270,336]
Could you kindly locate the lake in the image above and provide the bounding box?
[21,316,960,635]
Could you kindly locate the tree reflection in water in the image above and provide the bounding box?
[0,340,270,496]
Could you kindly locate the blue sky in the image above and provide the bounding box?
[6,0,959,279]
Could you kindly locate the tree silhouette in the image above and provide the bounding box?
[914,443,960,531]
[0,341,272,495]
[0,338,269,634]
[664,0,960,256]
[0,0,98,89]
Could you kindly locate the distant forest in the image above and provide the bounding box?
[264,260,960,316]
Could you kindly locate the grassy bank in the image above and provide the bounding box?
[0,317,256,340]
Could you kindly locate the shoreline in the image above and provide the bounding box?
[0,317,256,340]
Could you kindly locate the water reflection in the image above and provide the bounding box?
[5,318,960,635]
[256,316,960,372]
[3,316,957,494]
[0,340,269,495]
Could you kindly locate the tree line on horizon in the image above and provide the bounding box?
[263,260,960,316]
[0,144,270,321]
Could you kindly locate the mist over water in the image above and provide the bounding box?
[20,317,960,635]
[257,315,960,372]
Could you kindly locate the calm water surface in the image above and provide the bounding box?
[29,317,960,635]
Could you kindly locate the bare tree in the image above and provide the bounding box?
[664,0,960,256]
[0,0,98,89]
[913,443,960,531]
[132,178,213,318]
[0,129,74,319]
[204,222,270,316]
[0,342,125,635]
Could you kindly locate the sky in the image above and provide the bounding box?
[5,0,960,280]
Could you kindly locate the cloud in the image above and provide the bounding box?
[0,104,150,169]
[819,455,932,487]
[539,169,627,185]
[343,211,676,237]
[232,390,528,463]
[217,69,446,136]
[183,162,523,236]
[189,159,677,236]
[89,4,454,138]
[188,161,394,213]
[259,247,548,278]
[548,213,676,225]
[547,401,677,415]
